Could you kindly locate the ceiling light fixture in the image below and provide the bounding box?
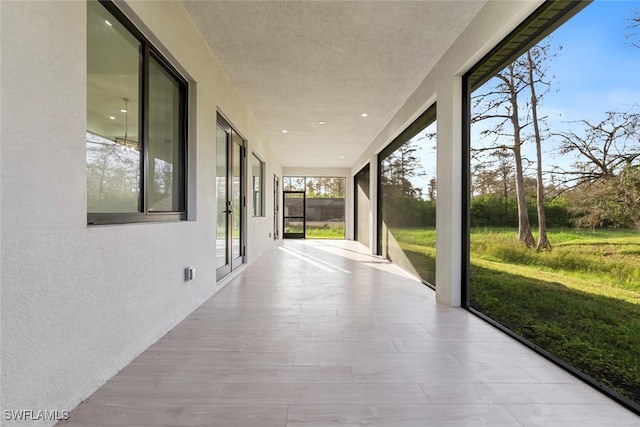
[340,156,345,159]
[318,121,325,125]
[109,116,116,120]
[105,20,113,27]
[361,113,368,117]
[120,109,127,113]
[282,130,288,134]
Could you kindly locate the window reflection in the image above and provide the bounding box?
[86,0,141,213]
[379,119,436,286]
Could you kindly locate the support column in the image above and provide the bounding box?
[435,76,463,307]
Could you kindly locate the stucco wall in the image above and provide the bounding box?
[0,1,280,425]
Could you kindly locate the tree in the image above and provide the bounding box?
[382,141,426,200]
[525,46,552,250]
[614,163,640,229]
[472,59,535,246]
[427,177,436,201]
[552,111,640,229]
[625,9,640,48]
[552,111,640,183]
[472,41,558,248]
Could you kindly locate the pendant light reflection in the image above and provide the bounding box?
[115,97,138,152]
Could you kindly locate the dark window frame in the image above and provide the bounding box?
[462,0,640,415]
[87,0,188,226]
[353,163,370,244]
[376,103,436,260]
[251,151,266,217]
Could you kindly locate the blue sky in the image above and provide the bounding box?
[404,1,640,197]
[546,0,640,123]
[466,0,640,188]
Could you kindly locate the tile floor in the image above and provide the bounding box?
[59,240,639,426]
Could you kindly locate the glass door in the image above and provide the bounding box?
[216,114,245,280]
[216,124,230,277]
[231,133,244,270]
[283,191,305,239]
[273,175,280,240]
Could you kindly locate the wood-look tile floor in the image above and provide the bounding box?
[59,240,639,426]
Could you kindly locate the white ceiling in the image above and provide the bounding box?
[182,0,487,168]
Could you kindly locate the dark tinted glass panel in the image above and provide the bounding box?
[216,125,228,269]
[355,165,371,247]
[252,153,264,216]
[379,120,436,285]
[467,0,640,409]
[87,0,141,213]
[148,55,185,212]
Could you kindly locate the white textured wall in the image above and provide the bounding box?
[350,0,543,306]
[0,1,280,425]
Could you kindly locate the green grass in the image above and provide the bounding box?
[387,228,437,284]
[470,228,640,295]
[305,224,345,239]
[389,226,640,406]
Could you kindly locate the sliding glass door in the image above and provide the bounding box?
[216,114,245,280]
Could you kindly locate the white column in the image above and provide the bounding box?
[435,76,463,307]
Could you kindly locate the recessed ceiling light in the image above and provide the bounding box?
[120,109,127,113]
[318,121,325,125]
[105,20,113,27]
[282,130,288,134]
[361,113,368,117]
[109,116,116,120]
[340,156,345,159]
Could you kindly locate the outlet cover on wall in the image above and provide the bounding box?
[184,266,196,281]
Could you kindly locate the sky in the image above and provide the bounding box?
[409,0,640,197]
[546,0,640,123]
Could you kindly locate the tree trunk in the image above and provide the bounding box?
[507,64,535,247]
[527,50,551,251]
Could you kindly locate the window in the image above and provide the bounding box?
[87,0,187,225]
[378,105,436,286]
[464,0,640,412]
[354,164,371,248]
[251,153,265,217]
[283,177,346,239]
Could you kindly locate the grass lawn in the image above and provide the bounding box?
[305,225,345,239]
[389,227,640,406]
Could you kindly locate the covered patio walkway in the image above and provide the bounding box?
[60,240,638,426]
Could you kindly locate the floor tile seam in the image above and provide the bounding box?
[514,366,544,384]
[349,366,356,383]
[109,382,361,387]
[501,403,640,421]
[66,403,293,411]
[417,383,433,403]
[499,403,526,427]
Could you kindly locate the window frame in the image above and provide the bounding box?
[251,152,265,217]
[462,0,589,310]
[460,0,640,415]
[87,0,189,226]
[376,103,436,259]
